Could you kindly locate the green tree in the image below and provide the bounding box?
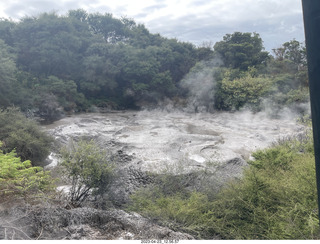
[164,39,198,83]
[272,39,306,68]
[80,42,119,98]
[128,24,154,48]
[270,40,308,87]
[87,12,130,43]
[68,9,88,22]
[214,32,269,70]
[0,18,16,46]
[121,49,160,91]
[45,75,87,111]
[13,12,92,79]
[60,139,114,207]
[0,10,220,112]
[0,39,17,107]
[150,71,176,96]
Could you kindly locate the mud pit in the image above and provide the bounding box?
[45,109,304,174]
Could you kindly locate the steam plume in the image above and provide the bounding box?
[179,59,222,113]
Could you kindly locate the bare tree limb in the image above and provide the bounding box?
[36,227,43,240]
[1,225,32,240]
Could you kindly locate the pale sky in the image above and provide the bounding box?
[0,0,305,51]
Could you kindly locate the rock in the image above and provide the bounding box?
[107,164,155,207]
[0,206,194,240]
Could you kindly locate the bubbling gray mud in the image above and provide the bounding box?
[44,110,304,175]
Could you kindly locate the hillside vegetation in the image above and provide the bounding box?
[0,10,309,119]
[0,10,213,119]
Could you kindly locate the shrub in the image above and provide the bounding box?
[128,188,211,237]
[207,139,319,239]
[285,88,310,105]
[0,107,53,166]
[0,143,55,204]
[60,139,114,207]
[249,145,295,170]
[214,72,273,111]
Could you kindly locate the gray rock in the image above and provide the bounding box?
[0,206,194,240]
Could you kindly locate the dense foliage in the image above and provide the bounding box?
[212,37,308,112]
[128,130,319,239]
[0,143,55,204]
[0,11,213,116]
[0,108,53,166]
[0,10,308,117]
[214,71,273,111]
[213,32,269,71]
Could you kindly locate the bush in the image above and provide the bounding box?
[208,152,318,239]
[214,72,273,111]
[206,132,319,239]
[60,139,114,207]
[0,107,53,166]
[0,143,55,204]
[266,73,310,109]
[128,188,211,237]
[285,88,310,105]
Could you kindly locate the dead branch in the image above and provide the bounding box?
[1,225,32,240]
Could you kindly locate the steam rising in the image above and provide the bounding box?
[175,58,310,121]
[45,56,310,180]
[45,108,306,176]
[179,59,222,113]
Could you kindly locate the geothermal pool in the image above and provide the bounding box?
[44,109,305,175]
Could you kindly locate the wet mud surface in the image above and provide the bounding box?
[44,110,304,174]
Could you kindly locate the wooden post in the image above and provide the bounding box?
[302,0,320,222]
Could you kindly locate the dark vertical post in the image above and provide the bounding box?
[302,0,320,222]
